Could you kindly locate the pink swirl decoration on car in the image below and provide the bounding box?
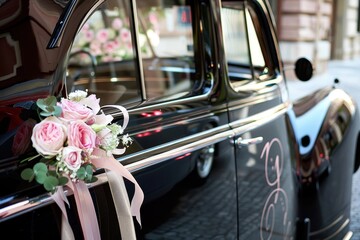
[260,138,291,240]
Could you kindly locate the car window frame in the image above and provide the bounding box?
[67,0,216,111]
[220,0,280,93]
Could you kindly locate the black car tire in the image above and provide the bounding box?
[189,124,215,185]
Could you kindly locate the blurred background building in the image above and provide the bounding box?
[268,0,360,76]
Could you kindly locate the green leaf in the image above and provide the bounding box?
[85,165,93,175]
[76,167,86,180]
[35,171,47,184]
[48,170,57,177]
[53,106,62,117]
[21,168,34,181]
[40,111,53,117]
[43,176,59,192]
[89,176,98,183]
[37,96,61,117]
[84,165,95,181]
[58,176,68,186]
[34,162,48,174]
[37,96,57,108]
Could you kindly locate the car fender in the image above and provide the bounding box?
[289,86,359,183]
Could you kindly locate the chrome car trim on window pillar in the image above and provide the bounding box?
[130,0,147,100]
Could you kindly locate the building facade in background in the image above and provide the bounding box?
[269,0,360,77]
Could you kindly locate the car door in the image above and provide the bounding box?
[219,1,298,239]
[67,0,239,239]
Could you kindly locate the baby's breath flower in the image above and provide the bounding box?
[56,153,62,161]
[68,90,88,102]
[108,124,124,135]
[102,134,120,151]
[121,134,133,147]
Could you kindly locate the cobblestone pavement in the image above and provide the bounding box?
[286,58,360,238]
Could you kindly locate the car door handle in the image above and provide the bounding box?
[235,136,264,148]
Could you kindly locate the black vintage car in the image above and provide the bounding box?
[0,0,359,239]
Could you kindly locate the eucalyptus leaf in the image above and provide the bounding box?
[58,176,68,186]
[53,106,62,117]
[43,176,59,192]
[48,170,57,177]
[89,176,98,183]
[34,162,48,173]
[21,168,34,181]
[77,167,86,180]
[37,96,57,109]
[40,111,53,117]
[85,165,93,175]
[35,171,47,184]
[37,96,60,117]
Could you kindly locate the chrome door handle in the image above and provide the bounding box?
[235,136,264,148]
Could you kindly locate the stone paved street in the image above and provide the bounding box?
[286,58,360,238]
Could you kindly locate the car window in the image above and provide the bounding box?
[221,2,272,91]
[135,0,196,101]
[67,0,141,106]
[221,5,250,67]
[67,0,199,105]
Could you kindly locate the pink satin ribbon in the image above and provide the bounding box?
[51,104,143,239]
[91,149,144,225]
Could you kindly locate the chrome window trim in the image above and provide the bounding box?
[0,102,289,222]
[131,0,147,100]
[112,90,214,117]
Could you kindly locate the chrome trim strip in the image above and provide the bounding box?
[113,93,214,117]
[323,219,350,240]
[121,102,289,170]
[309,215,351,240]
[126,127,235,172]
[119,123,231,164]
[230,102,289,135]
[343,231,353,240]
[309,215,344,236]
[0,102,289,222]
[131,0,147,100]
[0,174,109,222]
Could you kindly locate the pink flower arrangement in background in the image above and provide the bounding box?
[72,17,134,63]
[21,90,132,191]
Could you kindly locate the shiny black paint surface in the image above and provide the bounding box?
[0,0,359,239]
[292,87,359,238]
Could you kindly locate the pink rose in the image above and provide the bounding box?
[84,29,95,42]
[31,117,67,157]
[59,98,93,122]
[149,12,158,25]
[112,18,123,30]
[120,28,131,43]
[96,29,109,43]
[103,41,116,54]
[68,121,96,151]
[90,41,102,55]
[62,146,82,171]
[12,119,36,156]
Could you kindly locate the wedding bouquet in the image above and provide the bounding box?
[21,90,132,192]
[20,90,143,240]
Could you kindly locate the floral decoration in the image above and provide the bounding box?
[20,90,132,192]
[72,16,136,63]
